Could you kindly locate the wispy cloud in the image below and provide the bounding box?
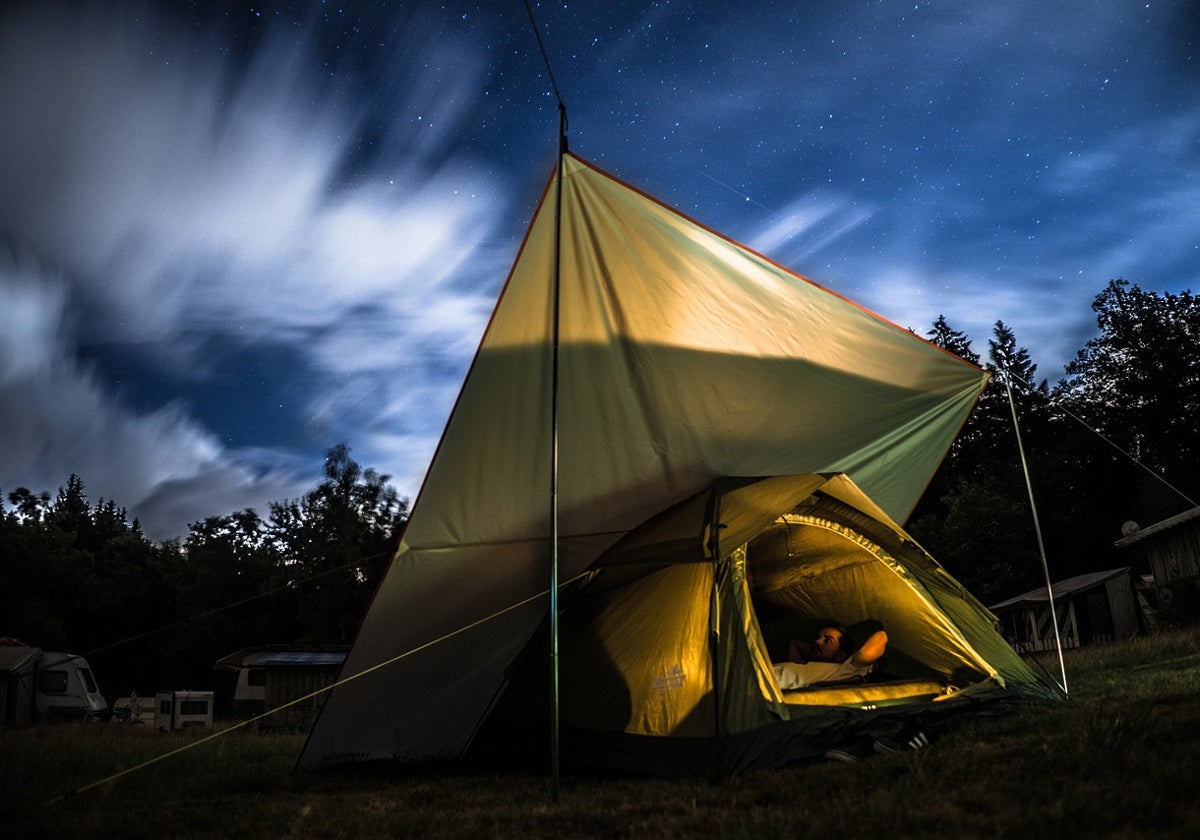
[0,3,508,536]
[2,0,1197,538]
[0,250,306,537]
[748,190,876,266]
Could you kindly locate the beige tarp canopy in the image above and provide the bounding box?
[299,153,990,768]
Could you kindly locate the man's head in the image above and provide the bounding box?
[810,625,855,663]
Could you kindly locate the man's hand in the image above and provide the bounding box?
[850,630,888,668]
[787,638,811,663]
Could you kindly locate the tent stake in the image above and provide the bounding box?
[1001,362,1069,694]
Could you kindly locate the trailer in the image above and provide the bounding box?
[0,640,107,724]
[154,690,214,731]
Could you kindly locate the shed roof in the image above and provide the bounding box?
[245,650,347,668]
[214,646,348,670]
[989,567,1130,611]
[1115,506,1200,548]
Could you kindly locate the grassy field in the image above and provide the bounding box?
[4,627,1199,838]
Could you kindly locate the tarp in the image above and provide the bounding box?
[299,153,991,768]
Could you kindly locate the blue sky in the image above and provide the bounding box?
[1,1,1197,539]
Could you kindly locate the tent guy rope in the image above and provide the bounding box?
[77,554,387,662]
[44,568,594,806]
[1003,367,1197,509]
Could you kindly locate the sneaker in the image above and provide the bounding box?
[872,737,904,754]
[873,731,930,754]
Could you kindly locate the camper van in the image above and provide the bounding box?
[154,690,214,731]
[34,652,107,720]
[0,643,108,724]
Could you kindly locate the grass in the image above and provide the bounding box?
[4,627,1200,838]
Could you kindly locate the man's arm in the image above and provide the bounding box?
[850,630,888,668]
[787,638,812,663]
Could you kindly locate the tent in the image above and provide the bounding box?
[467,473,1058,775]
[299,153,1060,774]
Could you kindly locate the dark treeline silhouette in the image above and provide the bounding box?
[1,444,408,699]
[908,279,1199,604]
[2,280,1197,701]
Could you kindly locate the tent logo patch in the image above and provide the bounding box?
[652,665,686,693]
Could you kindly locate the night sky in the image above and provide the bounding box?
[1,1,1197,539]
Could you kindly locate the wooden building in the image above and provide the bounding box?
[1115,506,1200,619]
[213,646,347,730]
[989,568,1141,653]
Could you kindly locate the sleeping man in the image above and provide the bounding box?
[772,624,888,690]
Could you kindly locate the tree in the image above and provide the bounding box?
[0,445,409,694]
[266,444,409,644]
[1058,279,1200,516]
[909,472,1033,604]
[915,297,1200,603]
[93,498,133,546]
[50,474,94,549]
[0,503,89,648]
[928,314,980,365]
[7,486,51,523]
[910,320,1056,602]
[176,509,276,653]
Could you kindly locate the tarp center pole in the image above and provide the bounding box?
[1001,360,1069,694]
[548,105,568,798]
[522,0,569,797]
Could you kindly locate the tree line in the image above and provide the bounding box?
[2,278,1197,697]
[908,279,1199,606]
[1,444,408,696]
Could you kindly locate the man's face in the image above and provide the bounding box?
[810,627,847,663]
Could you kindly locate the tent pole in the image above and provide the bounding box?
[706,487,724,782]
[548,104,567,799]
[519,0,570,797]
[709,565,723,782]
[1001,362,1069,694]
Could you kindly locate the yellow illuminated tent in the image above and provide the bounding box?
[299,154,1060,775]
